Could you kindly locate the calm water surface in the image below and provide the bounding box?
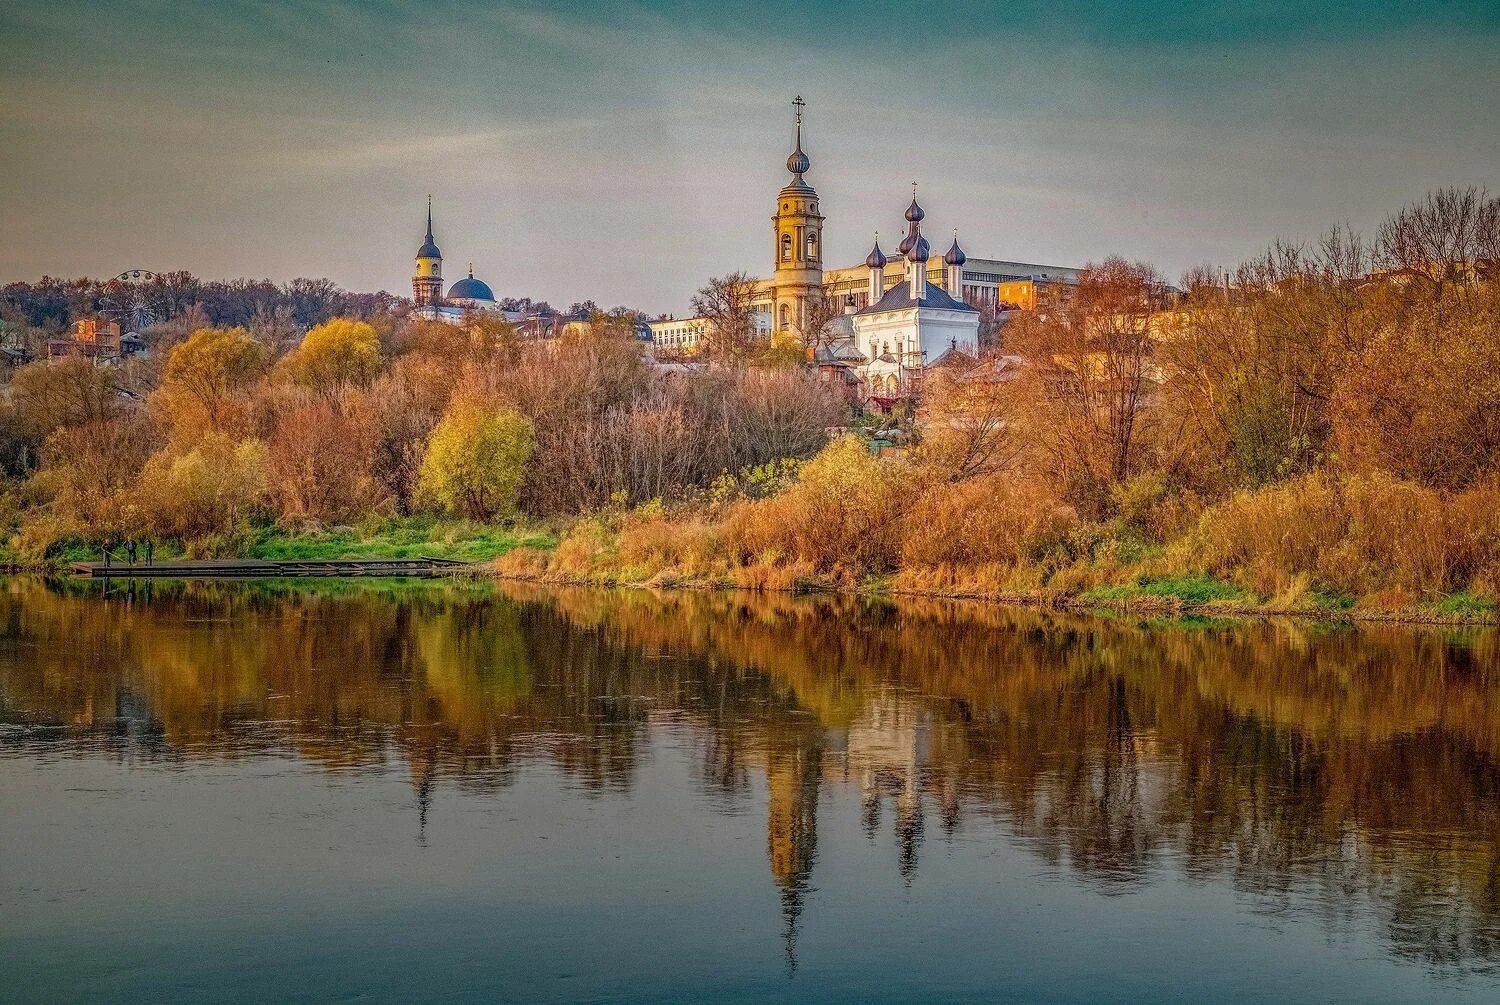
[2,577,1499,1002]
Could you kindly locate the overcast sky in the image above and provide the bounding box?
[2,1,1497,313]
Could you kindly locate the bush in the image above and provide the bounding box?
[899,473,1077,568]
[418,397,535,521]
[1180,471,1493,601]
[724,436,911,579]
[134,433,270,549]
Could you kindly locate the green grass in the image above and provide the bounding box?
[1428,591,1497,618]
[1080,575,1252,607]
[247,517,554,564]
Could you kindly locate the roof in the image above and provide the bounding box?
[855,279,978,316]
[447,276,495,302]
[813,338,867,365]
[930,345,978,369]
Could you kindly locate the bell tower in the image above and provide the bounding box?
[771,96,824,340]
[413,195,443,307]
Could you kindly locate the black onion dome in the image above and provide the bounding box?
[865,239,887,269]
[898,229,916,255]
[944,237,966,266]
[904,198,925,223]
[906,234,930,263]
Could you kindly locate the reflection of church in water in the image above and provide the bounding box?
[763,692,954,965]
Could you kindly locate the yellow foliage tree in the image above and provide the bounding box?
[418,398,535,521]
[157,327,267,438]
[134,433,270,549]
[287,318,382,397]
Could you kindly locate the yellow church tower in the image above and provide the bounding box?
[771,97,824,340]
[412,195,443,307]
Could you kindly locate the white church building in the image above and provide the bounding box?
[845,192,980,400]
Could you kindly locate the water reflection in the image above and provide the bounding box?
[2,576,1499,977]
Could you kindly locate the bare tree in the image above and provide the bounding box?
[1007,257,1172,515]
[1378,187,1500,294]
[690,272,761,364]
[801,293,847,355]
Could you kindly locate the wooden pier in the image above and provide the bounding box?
[69,557,473,579]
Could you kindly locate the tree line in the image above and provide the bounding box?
[508,188,1500,612]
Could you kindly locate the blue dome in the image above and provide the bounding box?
[944,237,966,267]
[447,275,494,302]
[418,237,441,259]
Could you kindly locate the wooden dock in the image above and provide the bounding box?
[68,557,473,579]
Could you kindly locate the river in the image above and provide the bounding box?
[2,577,1499,1002]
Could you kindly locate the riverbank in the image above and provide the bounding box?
[491,563,1499,626]
[0,517,555,574]
[492,521,1500,627]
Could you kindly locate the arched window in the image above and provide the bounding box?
[806,231,819,261]
[779,304,790,329]
[780,234,792,262]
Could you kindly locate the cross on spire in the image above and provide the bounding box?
[426,194,433,239]
[793,95,805,122]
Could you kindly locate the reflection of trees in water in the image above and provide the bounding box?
[2,577,1500,971]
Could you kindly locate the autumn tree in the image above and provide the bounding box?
[1377,187,1500,298]
[418,397,535,521]
[285,318,382,399]
[134,433,270,548]
[1007,257,1175,516]
[266,390,383,523]
[7,356,123,447]
[914,356,1024,481]
[156,326,267,438]
[17,415,160,553]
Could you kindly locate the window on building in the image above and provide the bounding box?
[779,304,790,329]
[806,232,819,261]
[781,234,792,262]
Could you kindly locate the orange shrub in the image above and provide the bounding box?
[899,473,1077,568]
[1182,470,1490,600]
[723,436,912,579]
[266,391,384,524]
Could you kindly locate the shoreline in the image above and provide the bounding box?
[488,567,1500,627]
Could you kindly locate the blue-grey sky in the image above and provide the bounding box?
[2,1,1497,313]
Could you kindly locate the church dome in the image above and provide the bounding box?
[944,236,966,266]
[904,198,925,223]
[865,239,887,269]
[786,148,810,176]
[418,236,441,259]
[906,234,930,263]
[447,270,494,302]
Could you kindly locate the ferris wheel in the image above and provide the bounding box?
[99,269,167,330]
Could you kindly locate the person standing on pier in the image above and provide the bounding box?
[144,539,154,567]
[126,539,137,566]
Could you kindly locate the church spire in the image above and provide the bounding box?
[785,95,810,183]
[413,195,443,308]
